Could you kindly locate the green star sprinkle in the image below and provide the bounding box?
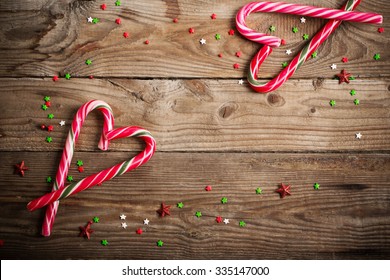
[157,240,164,247]
[282,62,288,68]
[46,176,52,183]
[269,25,276,32]
[354,99,360,105]
[313,183,320,190]
[46,137,52,143]
[115,0,121,6]
[92,18,99,24]
[215,33,221,40]
[76,160,83,166]
[44,96,50,102]
[373,53,380,60]
[177,202,184,209]
[239,220,246,227]
[67,175,73,182]
[329,100,336,107]
[93,217,100,223]
[350,89,356,96]
[256,188,262,195]
[85,59,92,65]
[101,239,108,246]
[41,104,48,110]
[303,34,309,40]
[48,113,54,119]
[311,51,317,58]
[195,211,202,218]
[221,197,228,204]
[292,27,298,33]
[65,73,71,80]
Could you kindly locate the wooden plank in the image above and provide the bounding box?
[0,78,389,152]
[0,0,388,78]
[0,151,389,259]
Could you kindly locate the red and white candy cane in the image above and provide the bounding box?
[236,0,383,93]
[30,100,156,236]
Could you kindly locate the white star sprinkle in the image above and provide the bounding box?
[120,214,126,220]
[143,218,150,225]
[59,120,66,126]
[300,17,306,23]
[223,218,230,224]
[330,64,337,70]
[87,17,93,23]
[121,222,128,229]
[355,132,362,139]
[286,49,292,55]
[238,79,244,85]
[199,38,206,45]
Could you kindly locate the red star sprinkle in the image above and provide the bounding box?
[205,185,212,191]
[211,13,217,20]
[378,27,384,33]
[157,202,171,217]
[216,216,223,223]
[173,18,178,23]
[14,161,28,177]
[78,166,84,173]
[235,51,242,58]
[40,124,46,130]
[280,39,286,45]
[342,57,348,63]
[89,75,94,79]
[47,125,53,132]
[233,63,240,69]
[52,76,59,82]
[115,18,121,24]
[228,29,235,35]
[218,53,222,58]
[336,69,351,84]
[189,28,195,34]
[276,183,291,198]
[101,4,106,10]
[136,228,143,235]
[45,101,51,107]
[144,40,150,45]
[123,32,129,38]
[79,221,94,239]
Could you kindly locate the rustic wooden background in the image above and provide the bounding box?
[0,0,389,259]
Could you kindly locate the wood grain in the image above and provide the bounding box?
[0,151,389,259]
[0,0,388,78]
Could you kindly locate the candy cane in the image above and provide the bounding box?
[236,0,383,93]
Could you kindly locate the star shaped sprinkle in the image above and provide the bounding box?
[157,202,171,217]
[67,175,73,182]
[269,25,276,32]
[354,99,360,105]
[136,228,143,235]
[239,221,246,227]
[292,27,298,33]
[14,161,28,176]
[157,240,164,247]
[373,53,380,60]
[195,211,202,218]
[189,28,195,34]
[199,38,206,45]
[85,59,92,65]
[275,183,291,198]
[286,49,292,55]
[46,176,52,183]
[48,113,54,119]
[256,188,262,194]
[121,222,128,229]
[120,214,126,220]
[205,185,212,191]
[313,183,320,190]
[101,239,108,246]
[177,202,184,208]
[282,62,288,68]
[123,32,129,38]
[211,13,217,20]
[92,18,99,24]
[87,17,93,23]
[41,104,48,110]
[350,89,356,96]
[143,218,150,225]
[236,51,242,57]
[228,29,235,35]
[223,218,230,224]
[115,18,121,24]
[311,51,318,58]
[378,27,384,33]
[45,101,51,107]
[79,221,94,239]
[221,197,228,204]
[233,63,239,69]
[59,120,66,126]
[216,216,223,223]
[78,166,84,173]
[115,0,121,6]
[101,4,107,10]
[65,73,71,80]
[215,33,221,40]
[280,39,286,45]
[335,69,351,84]
[47,125,53,132]
[303,34,309,40]
[93,216,99,223]
[238,79,244,85]
[46,136,53,143]
[52,76,58,82]
[355,132,362,139]
[329,100,336,107]
[300,17,306,23]
[330,64,337,70]
[342,57,348,63]
[76,160,83,166]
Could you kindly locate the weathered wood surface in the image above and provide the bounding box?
[0,152,389,260]
[0,0,388,78]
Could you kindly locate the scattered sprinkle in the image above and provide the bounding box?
[195,211,202,218]
[256,188,262,194]
[280,39,286,45]
[300,17,306,23]
[329,100,336,107]
[269,25,276,32]
[120,214,126,220]
[47,125,53,132]
[14,161,28,177]
[221,197,228,204]
[67,175,73,182]
[335,69,351,84]
[286,49,292,55]
[85,59,92,65]
[238,79,244,85]
[121,222,128,229]
[59,120,66,126]
[157,240,164,247]
[76,160,83,167]
[93,216,99,223]
[218,53,222,58]
[177,202,184,208]
[46,136,53,143]
[311,51,318,58]
[313,183,320,190]
[173,18,178,23]
[330,63,337,70]
[79,221,94,239]
[235,51,242,57]
[101,4,107,10]
[282,62,288,68]
[211,13,217,20]
[216,216,223,223]
[40,124,46,130]
[92,18,99,24]
[78,166,84,173]
[65,73,71,80]
[373,53,380,60]
[354,99,360,105]
[101,239,108,246]
[302,34,309,40]
[87,17,93,23]
[342,57,348,63]
[144,39,150,44]
[205,185,212,191]
[157,202,171,217]
[228,29,235,35]
[46,176,52,183]
[199,38,206,44]
[215,33,221,40]
[292,27,298,33]
[143,218,150,225]
[378,27,384,33]
[115,0,121,6]
[41,104,48,111]
[355,132,362,139]
[350,89,356,96]
[189,28,195,34]
[89,75,94,79]
[45,101,51,107]
[48,113,54,119]
[136,228,143,235]
[233,63,240,69]
[276,183,291,198]
[115,18,121,25]
[239,220,246,227]
[223,218,230,224]
[52,76,59,82]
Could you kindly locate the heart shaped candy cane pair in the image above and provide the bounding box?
[27,100,156,236]
[236,0,383,93]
